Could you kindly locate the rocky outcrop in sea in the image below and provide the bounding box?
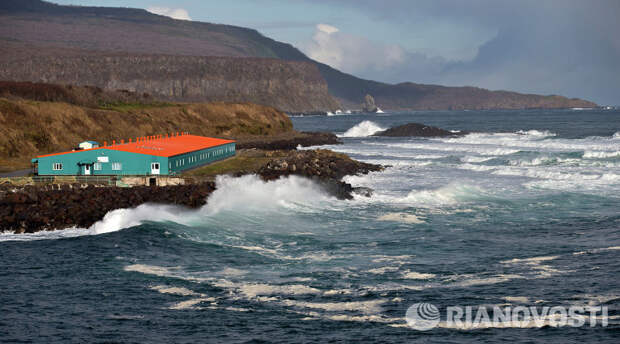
[375,123,467,137]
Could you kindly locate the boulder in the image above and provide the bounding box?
[374,122,467,137]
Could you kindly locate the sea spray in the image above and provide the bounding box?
[339,121,386,137]
[91,175,332,234]
[0,175,334,241]
[200,174,331,215]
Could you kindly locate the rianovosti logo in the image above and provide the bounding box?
[406,302,609,330]
[405,303,441,330]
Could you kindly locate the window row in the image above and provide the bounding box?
[52,162,121,171]
[172,146,234,168]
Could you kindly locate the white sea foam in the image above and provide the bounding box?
[151,285,198,296]
[367,266,400,274]
[501,255,559,264]
[202,175,331,215]
[401,271,436,279]
[169,297,215,310]
[515,129,557,137]
[447,274,525,288]
[573,246,620,255]
[339,121,386,137]
[583,150,620,159]
[461,156,493,163]
[400,184,486,207]
[282,299,385,314]
[232,282,321,298]
[90,203,186,234]
[377,213,425,224]
[0,227,90,242]
[503,296,530,303]
[124,264,175,277]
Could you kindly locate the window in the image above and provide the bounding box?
[94,163,102,170]
[112,162,122,170]
[53,163,63,170]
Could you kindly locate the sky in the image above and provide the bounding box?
[53,0,620,105]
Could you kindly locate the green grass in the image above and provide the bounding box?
[183,150,288,178]
[98,101,176,113]
[183,155,270,178]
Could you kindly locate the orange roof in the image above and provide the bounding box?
[37,134,235,158]
[37,146,102,158]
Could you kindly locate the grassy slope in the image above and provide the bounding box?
[0,98,293,172]
[182,150,287,179]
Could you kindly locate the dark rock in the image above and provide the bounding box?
[255,149,382,199]
[0,182,216,234]
[352,187,374,198]
[375,122,467,137]
[236,132,341,150]
[362,94,378,113]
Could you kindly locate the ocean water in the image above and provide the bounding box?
[1,109,619,343]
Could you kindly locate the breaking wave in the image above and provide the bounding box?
[583,150,620,159]
[400,184,487,207]
[1,175,332,242]
[339,121,386,137]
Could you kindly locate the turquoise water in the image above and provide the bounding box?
[1,109,619,343]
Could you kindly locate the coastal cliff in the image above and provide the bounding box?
[0,55,340,113]
[0,0,597,111]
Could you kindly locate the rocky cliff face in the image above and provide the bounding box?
[0,55,340,113]
[0,0,597,110]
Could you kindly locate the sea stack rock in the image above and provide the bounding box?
[375,123,467,137]
[362,94,378,113]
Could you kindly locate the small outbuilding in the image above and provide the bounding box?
[78,141,99,150]
[31,133,235,176]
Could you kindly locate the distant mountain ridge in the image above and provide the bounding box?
[0,0,597,111]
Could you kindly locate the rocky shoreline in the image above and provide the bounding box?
[1,148,382,234]
[235,132,341,150]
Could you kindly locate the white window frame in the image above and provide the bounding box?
[52,163,63,170]
[112,162,122,170]
[94,162,102,170]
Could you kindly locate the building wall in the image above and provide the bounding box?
[168,143,236,174]
[37,149,168,176]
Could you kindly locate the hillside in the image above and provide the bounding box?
[0,55,339,113]
[0,83,295,171]
[0,0,597,110]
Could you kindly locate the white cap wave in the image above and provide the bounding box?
[339,121,386,138]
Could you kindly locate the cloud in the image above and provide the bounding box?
[316,23,339,35]
[297,1,620,104]
[303,23,444,82]
[147,6,191,21]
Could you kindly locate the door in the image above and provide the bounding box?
[84,164,91,175]
[151,162,160,175]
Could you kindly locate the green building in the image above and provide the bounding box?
[32,133,235,176]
